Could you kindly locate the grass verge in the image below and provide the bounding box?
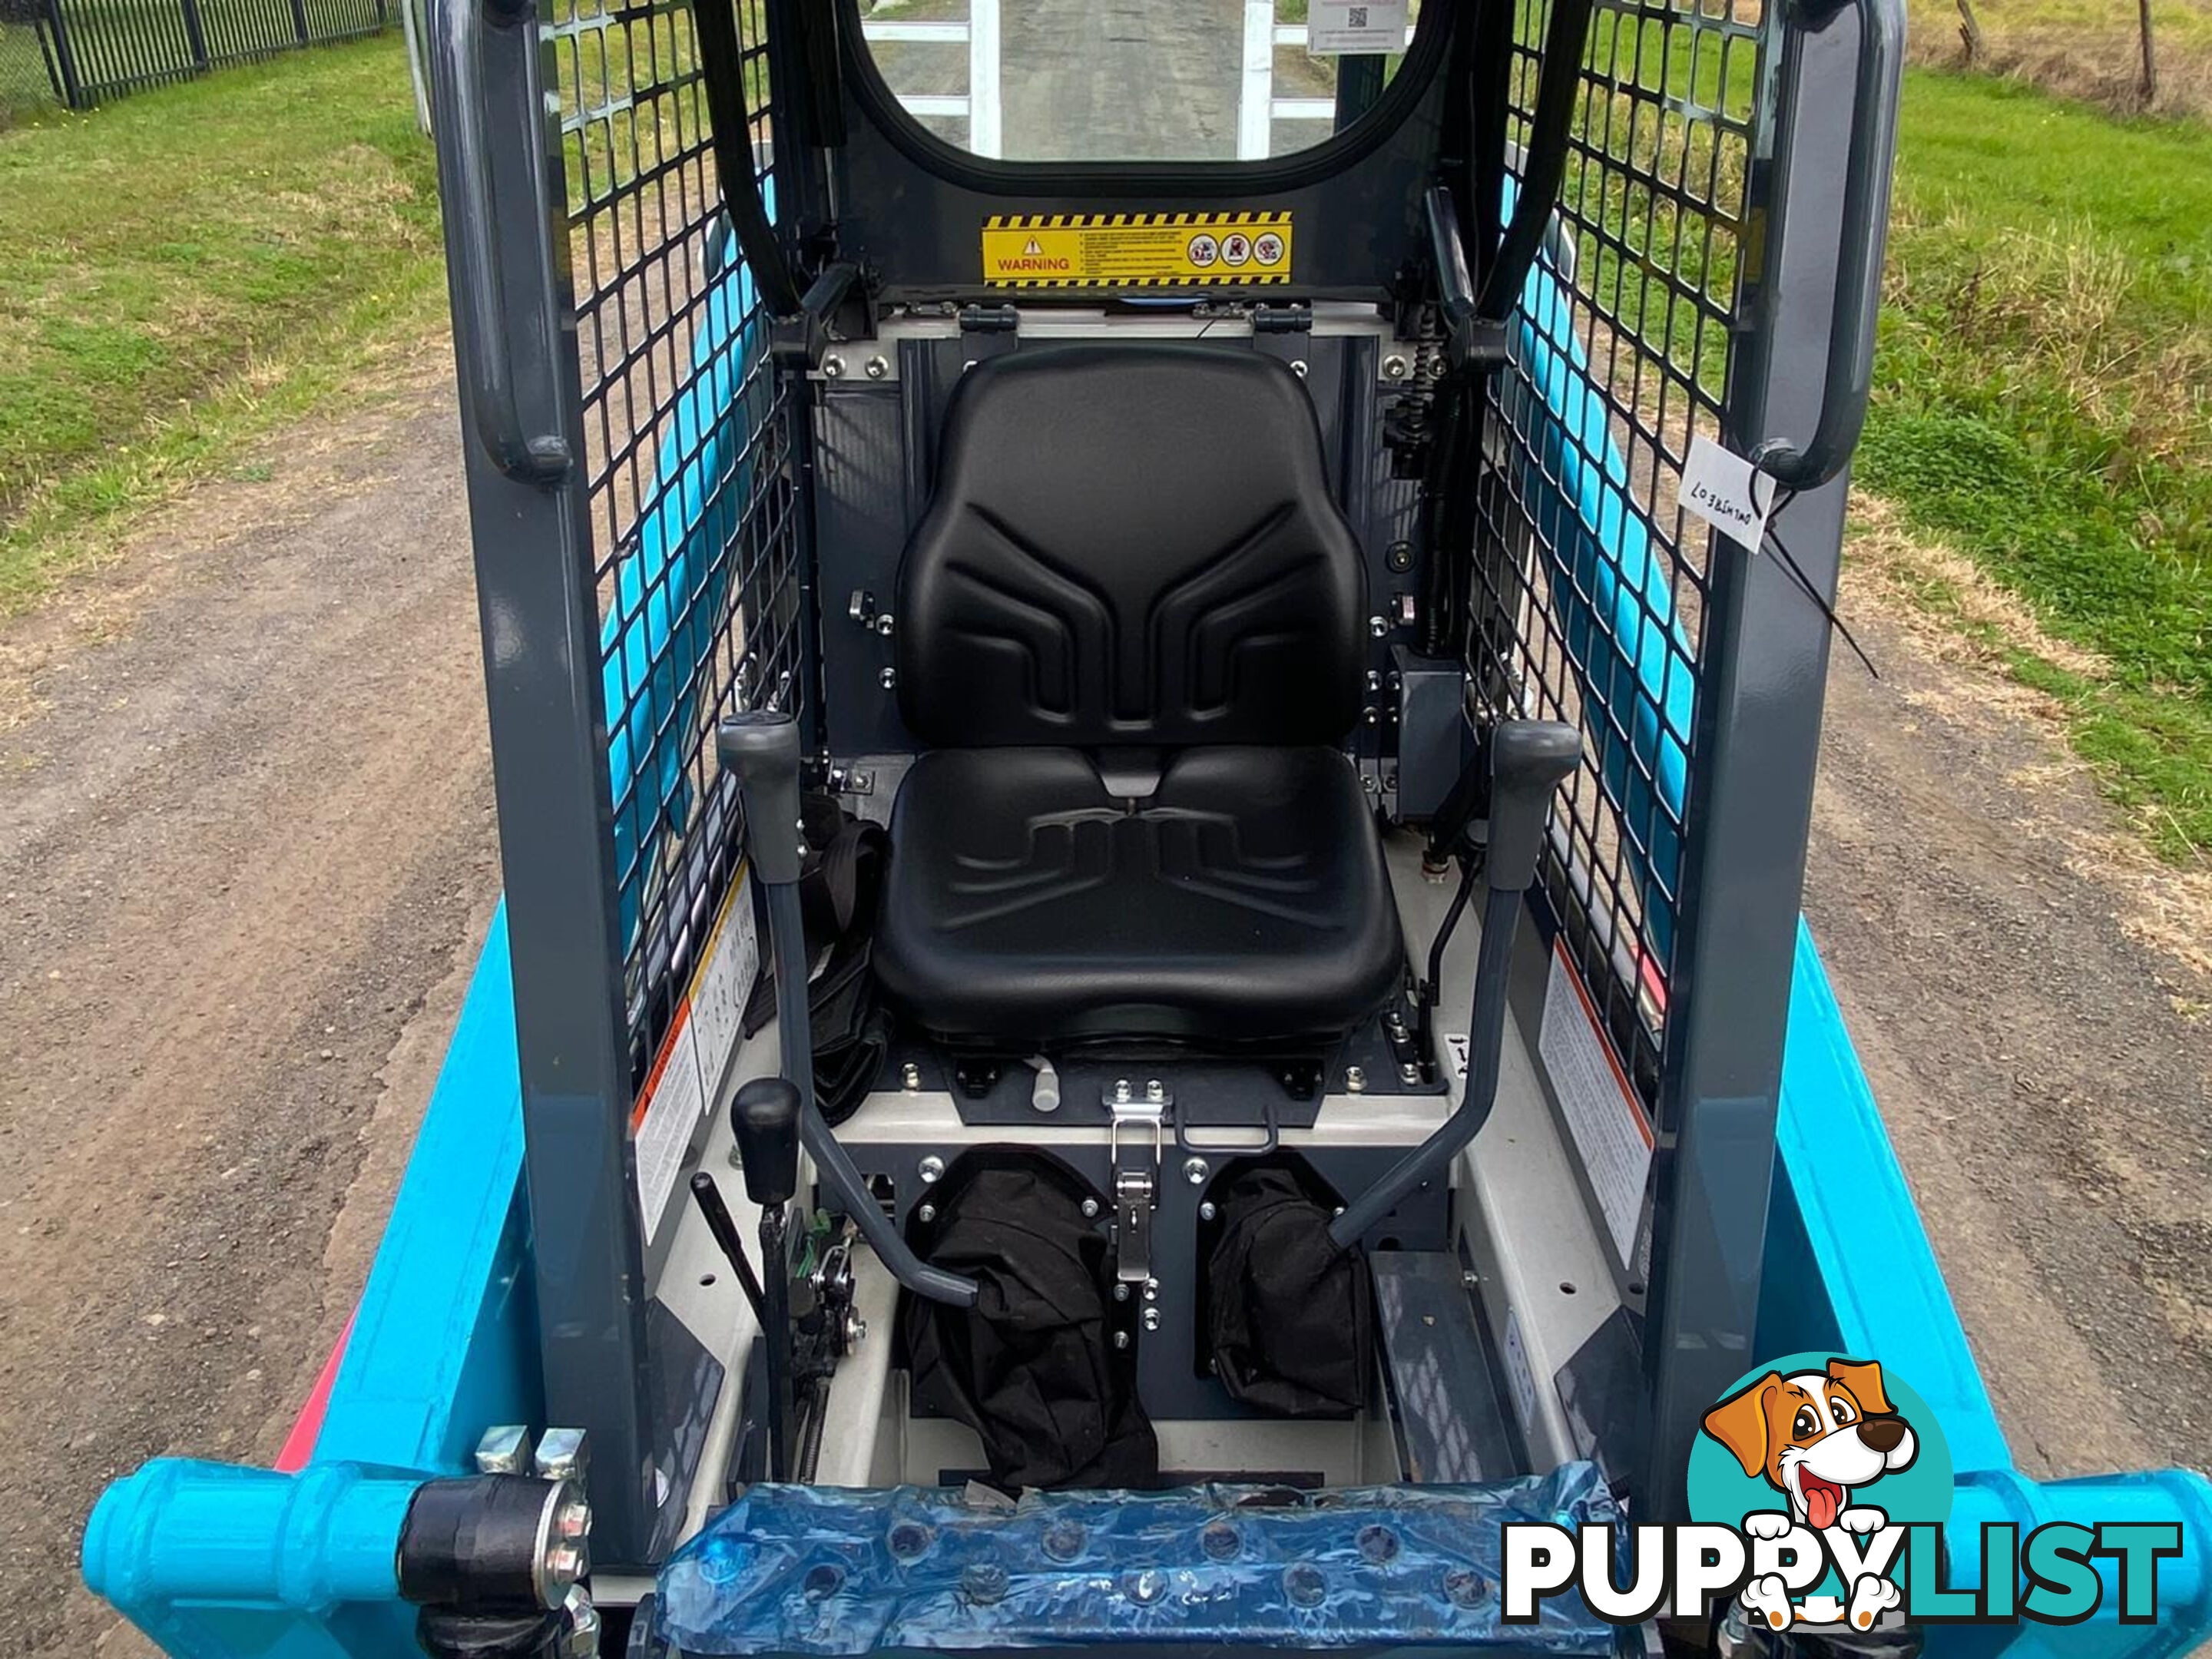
[0,31,442,613]
[1859,67,2212,860]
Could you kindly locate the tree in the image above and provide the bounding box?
[2137,0,2158,106]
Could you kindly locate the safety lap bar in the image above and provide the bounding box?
[1746,0,1906,490]
[429,0,571,486]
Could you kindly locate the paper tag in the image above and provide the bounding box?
[1309,0,1409,54]
[1679,434,1774,553]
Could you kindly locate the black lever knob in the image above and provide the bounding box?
[1485,720,1581,894]
[730,1076,802,1210]
[716,712,804,887]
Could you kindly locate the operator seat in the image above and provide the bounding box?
[874,346,1402,1049]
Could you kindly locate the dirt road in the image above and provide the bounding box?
[0,346,498,1654]
[0,360,2206,1654]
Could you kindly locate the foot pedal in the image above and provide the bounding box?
[1371,1251,1528,1482]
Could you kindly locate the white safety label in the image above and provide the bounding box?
[1309,0,1409,54]
[631,1003,706,1234]
[686,866,759,1108]
[1537,941,1654,1267]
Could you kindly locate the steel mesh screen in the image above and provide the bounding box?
[1474,0,1761,1106]
[554,0,800,1087]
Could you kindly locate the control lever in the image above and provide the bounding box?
[715,714,979,1310]
[1330,721,1581,1248]
[687,1171,769,1333]
[732,1076,800,1481]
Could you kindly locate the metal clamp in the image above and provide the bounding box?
[1106,1080,1168,1285]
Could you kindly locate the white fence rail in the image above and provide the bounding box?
[859,0,1001,157]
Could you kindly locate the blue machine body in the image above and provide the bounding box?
[81,248,2212,1657]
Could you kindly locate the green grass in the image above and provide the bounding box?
[0,31,440,611]
[1858,68,2212,857]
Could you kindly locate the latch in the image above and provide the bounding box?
[1105,1078,1169,1284]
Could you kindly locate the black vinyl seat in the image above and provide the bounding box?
[875,346,1402,1048]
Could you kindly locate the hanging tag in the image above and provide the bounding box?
[1679,435,1776,554]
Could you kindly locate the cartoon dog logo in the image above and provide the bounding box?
[1701,1357,1918,1631]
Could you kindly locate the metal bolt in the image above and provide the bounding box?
[1114,1281,1131,1301]
[1143,1277,1159,1301]
[1369,614,1389,638]
[901,1061,922,1091]
[474,1425,531,1475]
[823,355,846,379]
[1290,359,1308,379]
[545,1542,588,1590]
[865,355,889,380]
[1346,1065,1367,1094]
[1462,1269,1480,1291]
[879,666,898,690]
[875,614,895,637]
[1183,1157,1208,1186]
[1386,1012,1409,1040]
[1386,539,1414,572]
[916,1203,936,1224]
[1144,1078,1166,1104]
[558,1584,601,1659]
[919,1154,945,1184]
[1382,354,1410,380]
[1399,1061,1422,1085]
[1114,1330,1131,1349]
[1081,1197,1102,1220]
[1141,1306,1161,1331]
[1198,1200,1217,1222]
[846,1310,869,1347]
[555,1495,591,1542]
[1111,1078,1133,1104]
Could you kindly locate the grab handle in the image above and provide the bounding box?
[1746,0,1904,491]
[430,0,572,486]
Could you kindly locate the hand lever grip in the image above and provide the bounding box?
[731,1077,801,1210]
[1485,720,1581,893]
[717,713,804,887]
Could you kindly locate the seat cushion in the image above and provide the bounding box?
[876,747,1404,1048]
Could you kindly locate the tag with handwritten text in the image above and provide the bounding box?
[1679,435,1774,554]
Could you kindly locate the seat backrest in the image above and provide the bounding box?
[896,346,1366,748]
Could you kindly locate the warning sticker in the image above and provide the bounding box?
[1537,939,1655,1267]
[982,212,1293,288]
[632,1001,706,1235]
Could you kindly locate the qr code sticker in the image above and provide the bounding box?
[1346,4,1368,23]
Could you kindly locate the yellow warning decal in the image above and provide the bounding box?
[982,211,1293,288]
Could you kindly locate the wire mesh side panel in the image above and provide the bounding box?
[1472,0,1762,1108]
[555,0,799,1088]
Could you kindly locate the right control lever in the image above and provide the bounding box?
[1330,720,1581,1248]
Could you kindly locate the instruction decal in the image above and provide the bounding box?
[982,212,1293,288]
[628,861,755,1238]
[1309,0,1410,54]
[1537,939,1654,1267]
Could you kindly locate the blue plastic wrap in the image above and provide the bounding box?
[651,1467,1618,1654]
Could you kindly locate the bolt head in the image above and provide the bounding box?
[1383,354,1409,379]
[555,1495,591,1541]
[900,1061,922,1091]
[875,614,896,637]
[1141,1307,1161,1331]
[919,1155,945,1184]
[865,355,889,379]
[1399,1061,1422,1085]
[1113,1281,1131,1301]
[545,1542,587,1589]
[1182,1156,1208,1186]
[1198,1200,1217,1221]
[1144,1078,1166,1104]
[823,355,846,378]
[1081,1197,1101,1219]
[916,1203,937,1224]
[1290,359,1308,379]
[1113,1330,1131,1349]
[846,1311,869,1346]
[1369,614,1389,638]
[1143,1281,1159,1302]
[474,1425,531,1475]
[558,1586,601,1659]
[1111,1078,1133,1104]
[1346,1065,1367,1094]
[879,666,898,690]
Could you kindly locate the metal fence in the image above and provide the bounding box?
[0,0,388,117]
